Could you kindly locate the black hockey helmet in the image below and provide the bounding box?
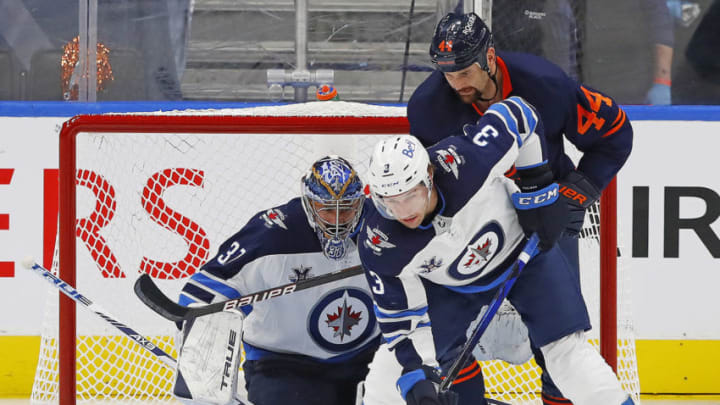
[429,12,494,73]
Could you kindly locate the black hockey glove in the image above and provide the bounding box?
[558,171,602,237]
[512,164,569,251]
[400,366,459,405]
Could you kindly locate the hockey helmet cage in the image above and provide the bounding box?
[430,12,494,73]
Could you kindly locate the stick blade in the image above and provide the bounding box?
[134,274,189,322]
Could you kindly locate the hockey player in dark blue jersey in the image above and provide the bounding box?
[407,11,633,404]
[360,97,634,405]
[172,156,382,405]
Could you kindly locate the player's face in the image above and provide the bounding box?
[443,48,497,105]
[312,199,361,227]
[381,183,432,229]
[444,63,490,104]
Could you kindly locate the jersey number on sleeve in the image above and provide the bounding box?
[217,241,246,265]
[472,125,500,147]
[368,270,385,295]
[577,86,613,135]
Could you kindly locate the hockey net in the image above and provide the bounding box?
[32,101,639,404]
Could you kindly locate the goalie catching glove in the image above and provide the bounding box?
[558,171,602,237]
[512,163,568,251]
[398,366,459,405]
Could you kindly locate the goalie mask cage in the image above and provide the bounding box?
[33,104,640,405]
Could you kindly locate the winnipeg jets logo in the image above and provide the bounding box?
[364,226,396,256]
[449,222,505,280]
[261,208,287,229]
[463,238,493,268]
[289,265,313,282]
[420,257,443,274]
[435,145,464,179]
[308,288,376,352]
[459,232,499,275]
[325,291,363,341]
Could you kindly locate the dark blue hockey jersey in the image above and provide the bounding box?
[359,97,545,373]
[179,198,380,362]
[407,51,633,190]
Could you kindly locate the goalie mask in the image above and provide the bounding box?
[301,156,365,260]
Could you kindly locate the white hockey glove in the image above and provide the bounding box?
[174,308,245,405]
[471,300,533,365]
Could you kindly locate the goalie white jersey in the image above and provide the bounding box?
[179,198,380,361]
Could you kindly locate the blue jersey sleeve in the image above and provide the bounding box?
[359,216,440,373]
[177,198,318,309]
[569,84,633,190]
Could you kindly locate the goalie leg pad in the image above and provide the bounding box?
[540,331,629,405]
[472,300,533,365]
[174,311,244,405]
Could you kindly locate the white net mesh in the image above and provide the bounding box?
[32,101,639,404]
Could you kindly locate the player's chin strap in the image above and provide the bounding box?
[475,61,500,102]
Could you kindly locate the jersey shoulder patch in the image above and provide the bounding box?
[359,210,430,278]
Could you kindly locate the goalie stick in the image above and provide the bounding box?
[135,264,364,322]
[439,233,540,393]
[22,258,177,369]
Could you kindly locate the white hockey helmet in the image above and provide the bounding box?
[367,135,433,219]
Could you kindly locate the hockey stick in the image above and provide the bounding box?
[22,258,177,369]
[135,264,364,322]
[439,233,540,392]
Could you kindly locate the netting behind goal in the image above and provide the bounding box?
[33,102,639,405]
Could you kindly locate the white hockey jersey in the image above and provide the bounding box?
[179,198,380,361]
[359,97,546,372]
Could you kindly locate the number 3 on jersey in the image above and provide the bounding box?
[472,125,500,147]
[368,270,385,295]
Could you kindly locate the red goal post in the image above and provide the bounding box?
[36,107,638,404]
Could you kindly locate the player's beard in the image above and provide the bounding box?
[455,87,485,104]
